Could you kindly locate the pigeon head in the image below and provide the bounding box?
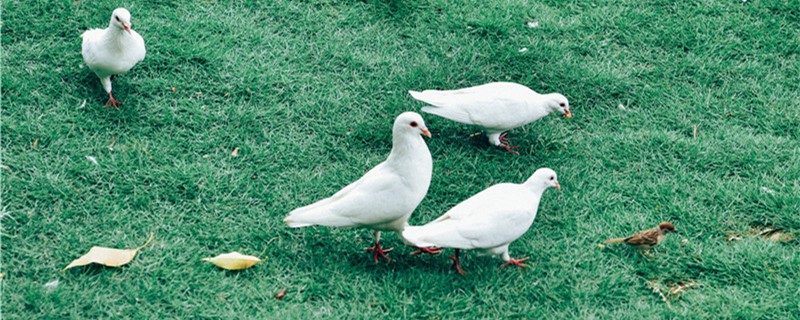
[547,93,571,119]
[110,8,133,33]
[525,168,560,191]
[658,222,677,233]
[394,112,431,138]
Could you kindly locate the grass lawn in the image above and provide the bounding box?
[2,0,799,318]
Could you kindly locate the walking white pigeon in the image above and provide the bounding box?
[81,8,146,109]
[284,112,434,262]
[409,82,571,154]
[403,168,560,275]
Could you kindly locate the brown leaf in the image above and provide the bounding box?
[646,279,700,307]
[758,228,782,237]
[757,228,794,242]
[726,235,742,242]
[768,232,793,243]
[275,288,287,300]
[64,233,154,271]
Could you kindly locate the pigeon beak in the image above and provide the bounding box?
[564,110,572,119]
[122,23,131,33]
[555,182,561,190]
[421,128,432,138]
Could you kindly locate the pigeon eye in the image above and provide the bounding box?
[549,176,554,180]
[410,121,418,127]
[559,103,566,107]
[115,16,120,22]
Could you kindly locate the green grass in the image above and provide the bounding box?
[3,0,799,318]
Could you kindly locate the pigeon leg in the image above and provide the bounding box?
[104,92,122,110]
[449,249,467,275]
[501,257,529,268]
[498,133,520,155]
[364,231,393,262]
[410,246,442,255]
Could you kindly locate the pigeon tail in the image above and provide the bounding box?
[283,209,354,228]
[408,90,424,100]
[283,217,314,228]
[401,226,436,248]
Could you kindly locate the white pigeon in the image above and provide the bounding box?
[284,112,433,262]
[409,82,571,153]
[403,168,560,274]
[81,8,146,109]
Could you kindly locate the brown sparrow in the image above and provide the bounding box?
[605,222,677,250]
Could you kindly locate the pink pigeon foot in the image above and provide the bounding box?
[501,257,530,268]
[450,249,467,275]
[410,246,442,255]
[104,92,122,110]
[364,242,393,263]
[498,133,519,155]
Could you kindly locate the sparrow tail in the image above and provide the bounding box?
[604,238,626,244]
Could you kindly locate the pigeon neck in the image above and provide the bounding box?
[520,94,555,118]
[387,133,425,164]
[523,179,548,195]
[540,94,561,113]
[103,26,133,50]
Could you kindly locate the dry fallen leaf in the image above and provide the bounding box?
[64,233,154,271]
[275,288,287,300]
[647,279,700,307]
[231,147,240,157]
[726,235,742,242]
[758,228,794,243]
[44,279,60,291]
[202,252,262,270]
[86,156,99,165]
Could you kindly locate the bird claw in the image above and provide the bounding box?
[364,243,393,263]
[411,247,442,255]
[449,255,467,275]
[498,133,520,154]
[104,94,122,110]
[501,257,530,268]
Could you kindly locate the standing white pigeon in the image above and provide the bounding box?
[403,168,560,274]
[409,82,571,153]
[284,112,433,262]
[81,8,146,109]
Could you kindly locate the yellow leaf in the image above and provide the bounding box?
[231,147,240,157]
[202,252,261,270]
[63,233,154,271]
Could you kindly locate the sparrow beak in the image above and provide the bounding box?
[555,182,561,190]
[564,110,572,119]
[421,128,431,138]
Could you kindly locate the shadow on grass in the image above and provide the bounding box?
[63,263,130,276]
